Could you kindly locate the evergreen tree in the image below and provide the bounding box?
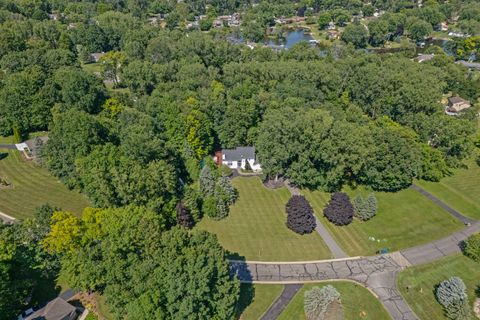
[323,192,354,226]
[286,195,316,234]
[199,165,216,196]
[304,285,341,320]
[436,277,472,320]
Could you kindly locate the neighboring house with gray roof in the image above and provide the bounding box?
[214,147,261,172]
[23,297,78,320]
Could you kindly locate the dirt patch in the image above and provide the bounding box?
[474,298,480,319]
[0,177,12,189]
[263,177,285,189]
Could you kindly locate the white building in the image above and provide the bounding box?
[214,147,261,172]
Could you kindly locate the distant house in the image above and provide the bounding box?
[15,136,48,161]
[23,297,78,320]
[446,96,471,115]
[214,147,261,172]
[326,30,340,40]
[456,60,480,70]
[90,52,105,63]
[414,54,434,63]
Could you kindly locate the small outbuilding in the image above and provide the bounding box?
[446,96,471,115]
[214,147,261,172]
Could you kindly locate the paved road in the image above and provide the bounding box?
[230,221,480,320]
[285,181,348,259]
[410,184,475,225]
[261,284,303,320]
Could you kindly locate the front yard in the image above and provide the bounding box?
[237,284,284,319]
[415,160,480,220]
[198,177,332,261]
[278,281,391,320]
[302,186,463,256]
[397,254,480,320]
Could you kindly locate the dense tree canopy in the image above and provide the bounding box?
[44,206,240,320]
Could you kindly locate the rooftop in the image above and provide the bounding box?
[223,147,256,162]
[25,297,77,320]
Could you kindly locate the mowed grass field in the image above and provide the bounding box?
[302,186,463,256]
[237,284,284,320]
[415,160,480,220]
[398,254,480,320]
[198,177,332,261]
[278,281,391,320]
[0,147,90,219]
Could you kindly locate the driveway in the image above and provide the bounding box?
[230,221,480,320]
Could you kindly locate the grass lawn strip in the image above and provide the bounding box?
[237,284,284,320]
[302,186,463,256]
[397,254,480,320]
[277,281,391,320]
[198,177,332,261]
[415,160,480,220]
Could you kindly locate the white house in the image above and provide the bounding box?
[214,147,261,172]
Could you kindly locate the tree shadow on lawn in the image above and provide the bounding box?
[228,252,255,319]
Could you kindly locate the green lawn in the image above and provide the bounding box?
[278,281,391,320]
[415,160,480,220]
[302,186,463,256]
[237,284,284,320]
[198,177,332,261]
[398,254,480,320]
[0,148,90,219]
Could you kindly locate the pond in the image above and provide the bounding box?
[264,29,314,49]
[227,29,315,50]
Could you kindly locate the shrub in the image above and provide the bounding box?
[183,187,202,221]
[176,202,194,229]
[463,233,480,262]
[286,195,316,234]
[436,277,473,320]
[304,285,341,320]
[323,192,354,226]
[203,196,218,219]
[219,164,233,177]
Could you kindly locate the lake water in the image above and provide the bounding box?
[227,29,315,50]
[264,29,314,49]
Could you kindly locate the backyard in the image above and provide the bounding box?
[302,186,463,256]
[277,281,391,320]
[415,160,480,220]
[198,177,332,261]
[398,254,480,320]
[0,142,90,219]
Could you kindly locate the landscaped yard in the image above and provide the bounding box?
[415,160,480,220]
[278,281,391,320]
[0,148,90,219]
[237,284,284,319]
[198,177,332,261]
[398,254,480,320]
[302,186,463,256]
